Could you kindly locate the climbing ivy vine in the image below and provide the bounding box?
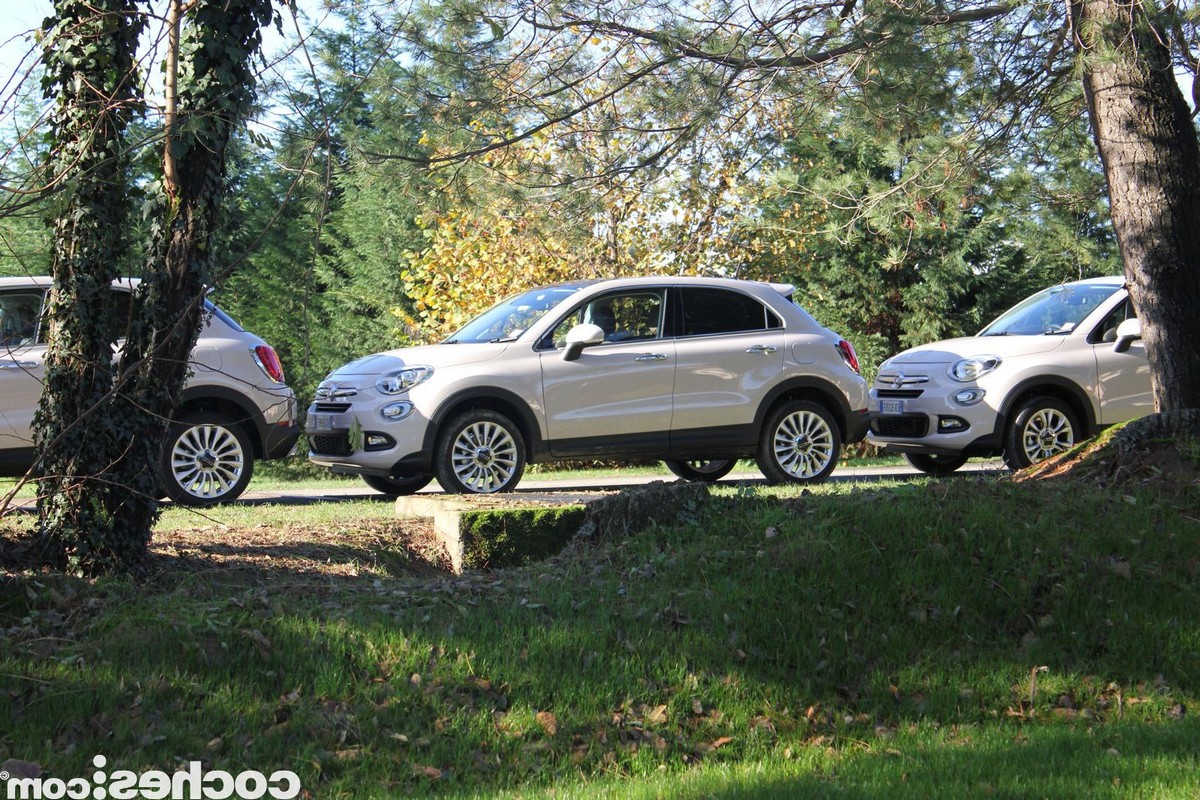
[36,0,275,575]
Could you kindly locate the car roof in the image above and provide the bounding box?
[560,275,796,296]
[1056,275,1125,289]
[0,276,141,290]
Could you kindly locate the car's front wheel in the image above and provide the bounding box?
[664,459,736,483]
[1003,396,1080,470]
[903,452,969,477]
[435,409,527,493]
[161,411,254,506]
[362,474,433,496]
[756,400,840,484]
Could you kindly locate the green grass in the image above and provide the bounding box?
[2,475,1198,797]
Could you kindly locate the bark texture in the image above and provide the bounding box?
[1071,0,1200,410]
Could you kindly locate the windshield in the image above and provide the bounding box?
[446,284,585,344]
[979,283,1122,336]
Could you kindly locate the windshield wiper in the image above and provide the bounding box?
[981,331,1009,337]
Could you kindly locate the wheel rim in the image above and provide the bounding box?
[171,424,245,500]
[687,460,730,476]
[450,420,519,492]
[1021,408,1075,463]
[772,409,834,479]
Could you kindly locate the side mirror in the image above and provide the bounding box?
[1112,318,1142,354]
[562,323,605,362]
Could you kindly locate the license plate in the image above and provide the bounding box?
[878,399,906,415]
[306,413,336,432]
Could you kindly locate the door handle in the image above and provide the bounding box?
[745,345,778,354]
[634,353,668,362]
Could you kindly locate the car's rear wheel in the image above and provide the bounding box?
[161,411,253,506]
[756,400,840,484]
[903,452,969,477]
[362,474,433,496]
[435,409,526,493]
[1003,396,1080,470]
[663,459,736,483]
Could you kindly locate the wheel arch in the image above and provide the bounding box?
[755,377,856,442]
[176,386,266,458]
[422,388,546,461]
[993,377,1096,441]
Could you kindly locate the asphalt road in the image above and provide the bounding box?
[234,460,1007,506]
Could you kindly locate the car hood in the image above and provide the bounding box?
[329,343,509,378]
[884,335,1067,367]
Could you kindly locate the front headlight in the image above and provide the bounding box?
[375,366,433,395]
[950,356,1001,382]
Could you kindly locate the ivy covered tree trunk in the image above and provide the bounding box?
[106,0,277,558]
[1070,0,1200,411]
[36,0,275,576]
[35,0,145,573]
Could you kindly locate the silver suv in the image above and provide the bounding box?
[0,277,300,505]
[307,276,869,494]
[868,276,1150,475]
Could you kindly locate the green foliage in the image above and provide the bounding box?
[742,33,1118,376]
[460,506,586,570]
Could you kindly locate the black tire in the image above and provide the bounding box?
[435,409,527,493]
[160,411,254,506]
[1003,396,1081,471]
[903,452,969,477]
[755,400,841,484]
[362,474,433,496]
[663,459,736,483]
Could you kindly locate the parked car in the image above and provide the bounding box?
[307,276,869,494]
[868,276,1150,475]
[0,277,300,505]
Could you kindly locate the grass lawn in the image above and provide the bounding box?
[2,449,1198,797]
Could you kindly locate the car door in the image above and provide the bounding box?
[1090,298,1153,424]
[538,289,675,456]
[0,289,48,451]
[669,286,785,448]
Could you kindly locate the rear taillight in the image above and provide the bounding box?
[836,339,860,374]
[253,344,286,383]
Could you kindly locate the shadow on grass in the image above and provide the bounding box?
[1,477,1197,797]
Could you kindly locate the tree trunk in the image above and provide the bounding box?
[35,0,146,574]
[35,0,275,575]
[1070,0,1200,411]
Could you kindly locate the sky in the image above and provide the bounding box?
[0,1,329,117]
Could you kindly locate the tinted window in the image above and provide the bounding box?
[547,291,664,347]
[0,291,44,346]
[1090,298,1137,344]
[679,288,778,336]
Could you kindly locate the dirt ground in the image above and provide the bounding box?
[0,516,454,584]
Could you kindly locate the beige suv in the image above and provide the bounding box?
[0,277,299,505]
[307,276,869,494]
[868,276,1151,474]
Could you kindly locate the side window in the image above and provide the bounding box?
[0,291,45,347]
[1090,298,1137,344]
[547,291,664,347]
[109,289,134,343]
[678,288,779,336]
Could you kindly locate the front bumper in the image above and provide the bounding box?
[866,380,1001,456]
[305,398,432,477]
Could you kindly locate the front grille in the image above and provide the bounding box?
[310,433,353,457]
[870,415,929,438]
[876,389,924,399]
[314,402,352,413]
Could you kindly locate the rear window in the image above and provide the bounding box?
[678,287,780,336]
